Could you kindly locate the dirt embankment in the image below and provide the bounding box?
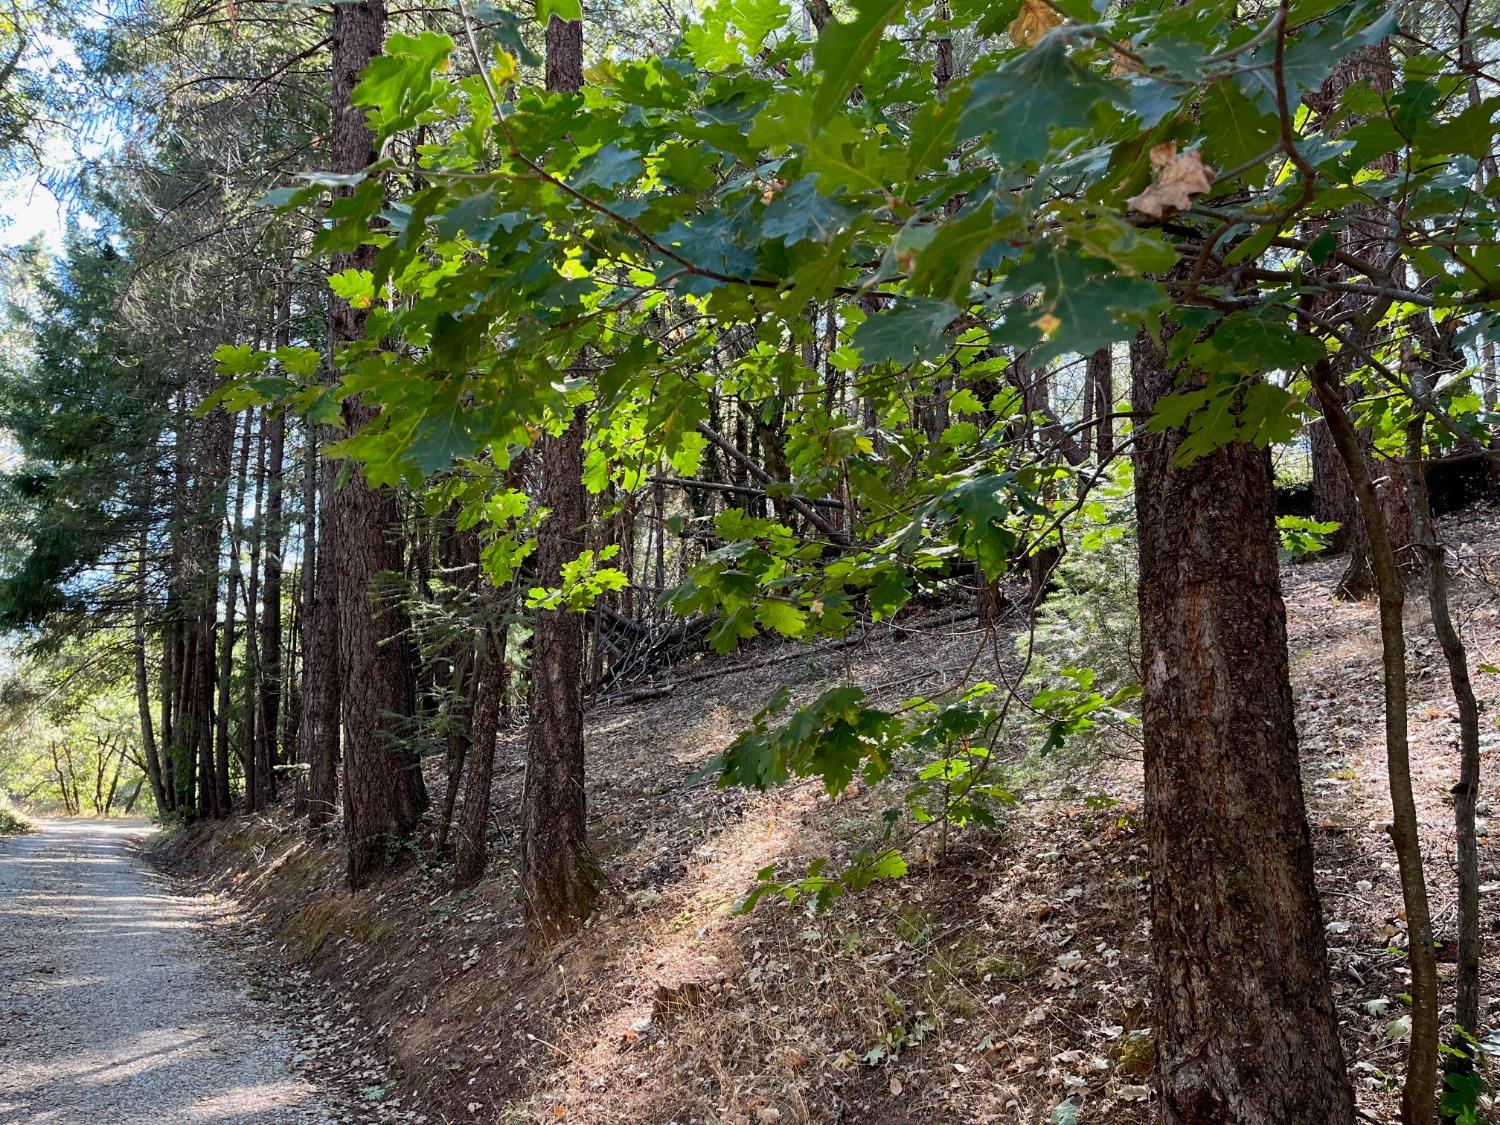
[157,507,1500,1124]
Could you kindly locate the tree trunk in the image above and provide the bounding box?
[304,444,340,825]
[1406,410,1482,1097]
[331,0,427,887]
[1309,357,1438,1125]
[1132,330,1355,1125]
[522,405,598,949]
[435,519,481,857]
[1306,45,1414,597]
[215,410,252,813]
[195,409,233,817]
[520,15,599,951]
[195,612,217,815]
[1088,346,1113,463]
[454,622,506,889]
[244,410,268,808]
[296,416,327,818]
[259,281,289,802]
[134,527,167,814]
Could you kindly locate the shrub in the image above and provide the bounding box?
[1020,486,1141,777]
[0,802,33,835]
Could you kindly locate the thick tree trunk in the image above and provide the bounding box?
[520,16,599,951]
[331,0,426,887]
[337,447,425,886]
[522,408,597,948]
[1132,330,1355,1125]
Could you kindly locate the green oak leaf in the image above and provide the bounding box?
[761,176,859,246]
[961,37,1126,164]
[811,0,908,123]
[853,299,962,365]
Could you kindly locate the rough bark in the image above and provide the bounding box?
[1089,346,1113,463]
[304,444,341,826]
[519,13,599,951]
[453,621,506,889]
[521,410,597,947]
[134,526,167,814]
[215,411,252,812]
[244,411,268,808]
[332,0,427,887]
[1132,330,1355,1125]
[259,281,289,803]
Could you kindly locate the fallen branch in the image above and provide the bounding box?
[605,607,983,704]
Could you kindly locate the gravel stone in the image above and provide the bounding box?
[0,818,336,1124]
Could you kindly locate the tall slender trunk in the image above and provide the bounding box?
[331,0,426,887]
[216,411,252,812]
[296,416,328,820]
[519,13,598,950]
[197,408,234,816]
[1133,330,1355,1124]
[259,280,289,800]
[193,616,214,815]
[522,405,597,948]
[162,392,190,812]
[134,526,167,814]
[454,621,507,889]
[161,623,180,811]
[1309,357,1438,1125]
[1087,347,1113,463]
[1406,410,1482,1092]
[435,517,482,856]
[244,411,268,808]
[306,442,341,826]
[1306,46,1414,595]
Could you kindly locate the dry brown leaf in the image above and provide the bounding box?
[1127,143,1216,219]
[1009,0,1061,48]
[1111,40,1142,76]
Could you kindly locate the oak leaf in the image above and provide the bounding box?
[1009,0,1061,48]
[1127,143,1216,219]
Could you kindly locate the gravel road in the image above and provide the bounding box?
[0,818,334,1124]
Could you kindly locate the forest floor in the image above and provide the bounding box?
[154,504,1500,1125]
[0,818,343,1123]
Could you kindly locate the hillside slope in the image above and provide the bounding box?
[155,506,1500,1125]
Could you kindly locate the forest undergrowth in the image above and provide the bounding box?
[151,505,1500,1125]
